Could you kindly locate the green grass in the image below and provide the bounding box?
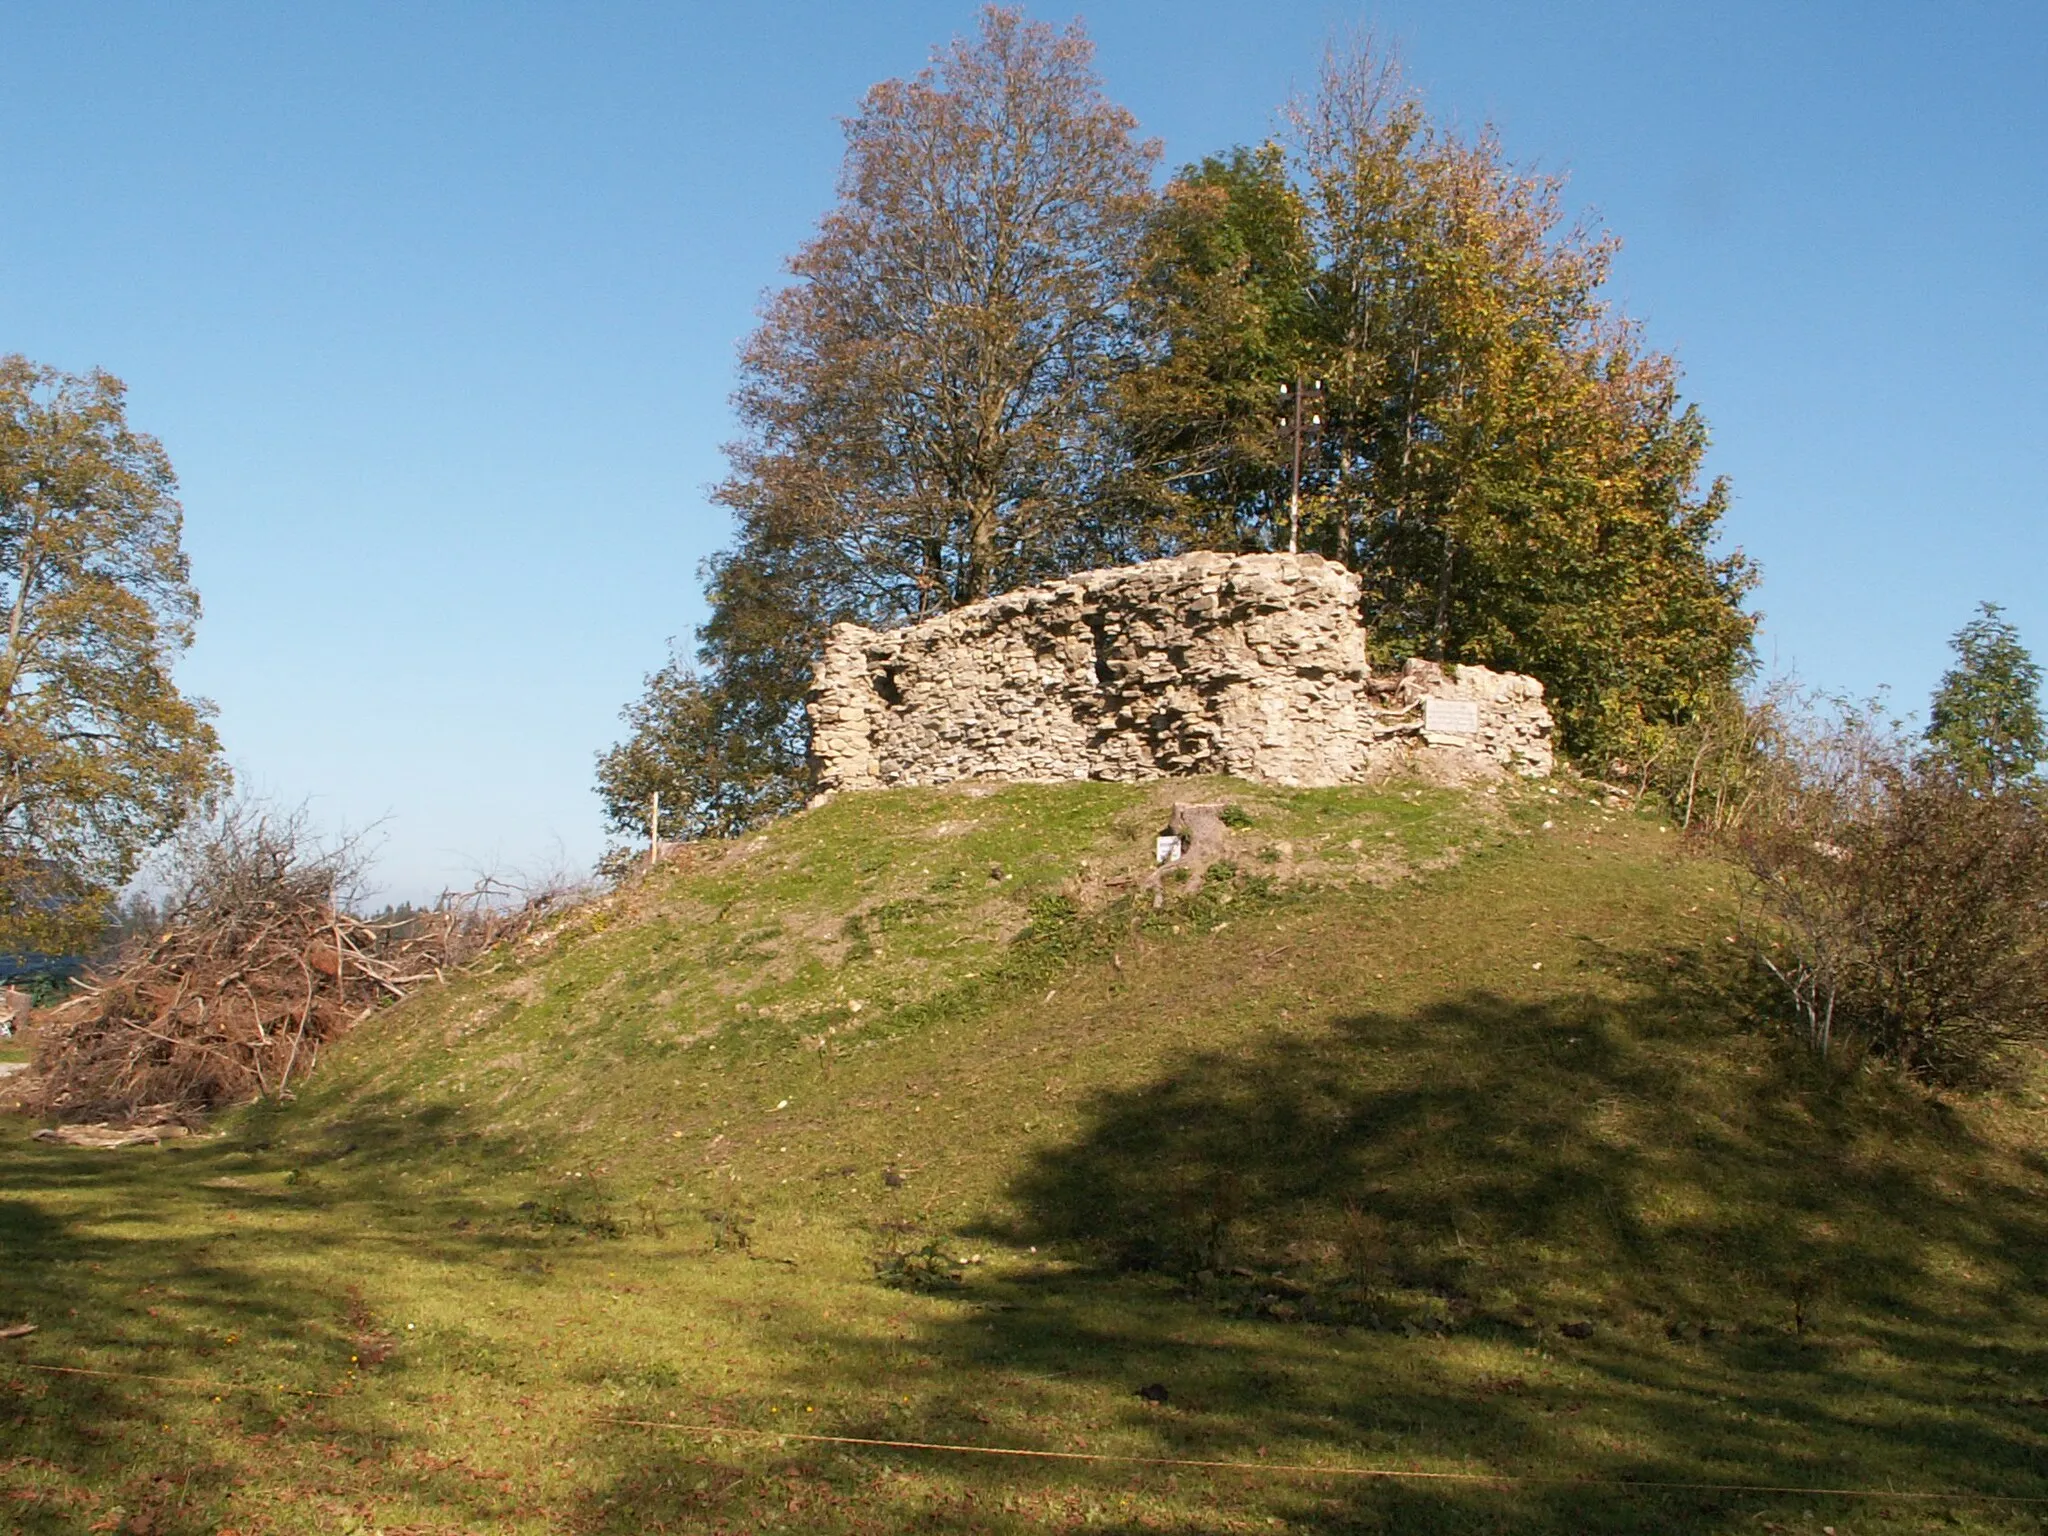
[4,777,2048,1534]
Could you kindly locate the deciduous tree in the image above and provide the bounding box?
[0,357,225,951]
[1116,142,1314,551]
[612,6,1158,839]
[717,5,1157,617]
[593,649,805,847]
[1923,601,2043,791]
[624,25,1761,837]
[1119,46,1756,760]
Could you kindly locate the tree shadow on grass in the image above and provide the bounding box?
[0,1090,590,1534]
[599,972,2048,1534]
[973,981,2048,1527]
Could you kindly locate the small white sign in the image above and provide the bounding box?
[1155,834,1183,865]
[1423,697,1481,736]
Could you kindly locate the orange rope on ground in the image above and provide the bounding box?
[590,1416,2048,1506]
[11,1359,2038,1508]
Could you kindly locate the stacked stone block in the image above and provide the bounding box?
[808,552,1553,793]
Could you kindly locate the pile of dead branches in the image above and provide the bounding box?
[32,803,578,1124]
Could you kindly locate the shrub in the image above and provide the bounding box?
[1737,709,2048,1083]
[1634,681,1805,837]
[1832,778,2047,1080]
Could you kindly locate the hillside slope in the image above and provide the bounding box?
[4,776,2048,1535]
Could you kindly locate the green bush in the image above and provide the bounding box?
[1741,756,2048,1084]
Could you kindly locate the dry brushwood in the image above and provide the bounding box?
[32,805,578,1125]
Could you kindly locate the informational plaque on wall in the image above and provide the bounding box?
[1423,697,1481,736]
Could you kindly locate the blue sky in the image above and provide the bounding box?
[3,2,2041,900]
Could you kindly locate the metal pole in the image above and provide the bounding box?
[1288,372,1304,554]
[648,790,660,870]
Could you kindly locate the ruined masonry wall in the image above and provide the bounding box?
[808,551,1553,793]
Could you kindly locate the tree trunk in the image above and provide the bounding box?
[1431,531,1454,660]
[919,537,946,617]
[962,494,998,603]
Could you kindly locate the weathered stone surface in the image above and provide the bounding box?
[808,552,1553,793]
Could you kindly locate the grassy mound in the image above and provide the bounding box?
[4,777,2047,1534]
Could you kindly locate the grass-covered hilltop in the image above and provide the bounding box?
[6,774,2048,1534]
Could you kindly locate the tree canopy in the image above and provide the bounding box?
[1120,49,1755,758]
[716,4,1158,620]
[605,17,1758,837]
[0,356,225,951]
[1924,601,2043,791]
[593,649,806,846]
[626,5,1161,831]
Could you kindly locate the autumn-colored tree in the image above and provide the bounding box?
[1121,47,1756,759]
[621,26,1759,836]
[0,357,226,952]
[718,4,1157,615]
[610,6,1158,837]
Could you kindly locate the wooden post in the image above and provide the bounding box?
[648,790,661,869]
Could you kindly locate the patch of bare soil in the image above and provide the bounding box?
[32,1120,193,1149]
[0,1059,35,1115]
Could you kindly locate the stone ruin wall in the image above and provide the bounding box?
[807,551,1554,794]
